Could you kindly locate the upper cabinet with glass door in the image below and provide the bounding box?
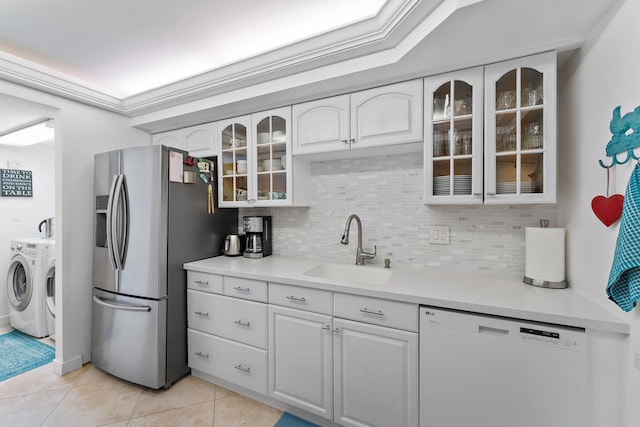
[484,52,557,204]
[218,107,300,207]
[424,67,484,204]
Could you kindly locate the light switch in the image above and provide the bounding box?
[429,225,450,245]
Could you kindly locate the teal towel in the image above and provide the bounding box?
[607,164,640,311]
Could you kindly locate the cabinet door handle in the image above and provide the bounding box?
[234,320,251,327]
[195,311,209,317]
[195,351,209,359]
[360,308,384,316]
[234,364,251,373]
[195,280,209,286]
[486,192,496,196]
[233,286,251,292]
[341,139,349,144]
[332,327,340,334]
[286,295,306,302]
[322,324,331,330]
[349,138,356,144]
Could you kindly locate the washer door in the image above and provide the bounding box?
[45,264,55,317]
[7,254,33,311]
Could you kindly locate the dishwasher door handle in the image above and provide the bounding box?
[478,325,510,337]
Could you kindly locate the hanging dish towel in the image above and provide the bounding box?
[607,163,640,311]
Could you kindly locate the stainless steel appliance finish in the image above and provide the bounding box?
[243,216,271,258]
[340,213,376,265]
[419,306,588,427]
[222,234,243,256]
[38,217,55,238]
[92,145,237,389]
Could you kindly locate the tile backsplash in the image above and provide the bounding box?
[239,152,557,276]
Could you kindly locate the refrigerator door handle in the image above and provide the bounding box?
[110,175,129,272]
[93,295,151,312]
[116,175,129,269]
[105,175,120,271]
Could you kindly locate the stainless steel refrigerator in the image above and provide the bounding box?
[92,145,237,389]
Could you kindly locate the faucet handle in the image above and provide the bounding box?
[361,245,377,259]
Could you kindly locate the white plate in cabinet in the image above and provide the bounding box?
[334,293,418,332]
[268,282,333,315]
[187,271,223,294]
[223,276,267,302]
[187,290,267,349]
[188,329,268,395]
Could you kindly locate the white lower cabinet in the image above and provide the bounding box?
[268,305,333,419]
[268,291,419,427]
[333,318,418,427]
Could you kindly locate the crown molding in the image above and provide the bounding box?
[0,0,483,118]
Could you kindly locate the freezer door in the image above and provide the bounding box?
[91,288,167,389]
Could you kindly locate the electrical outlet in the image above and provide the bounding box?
[429,225,450,245]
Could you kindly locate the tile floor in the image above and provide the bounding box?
[0,326,283,427]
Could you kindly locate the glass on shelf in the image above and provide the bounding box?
[521,110,543,150]
[521,68,543,107]
[433,83,451,120]
[496,70,516,111]
[433,125,449,157]
[522,153,543,194]
[453,119,472,156]
[453,81,472,116]
[496,112,516,152]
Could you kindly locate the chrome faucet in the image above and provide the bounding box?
[340,214,376,265]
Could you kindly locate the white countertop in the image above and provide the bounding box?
[184,255,629,334]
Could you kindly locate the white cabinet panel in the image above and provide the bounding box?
[269,282,333,315]
[152,129,182,149]
[334,292,418,331]
[334,318,418,427]
[292,95,350,155]
[223,276,268,302]
[268,305,333,419]
[186,271,223,294]
[182,122,217,157]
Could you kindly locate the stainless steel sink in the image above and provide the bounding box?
[303,263,391,285]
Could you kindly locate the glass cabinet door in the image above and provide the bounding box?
[424,67,483,204]
[252,106,292,206]
[218,115,251,206]
[485,52,556,204]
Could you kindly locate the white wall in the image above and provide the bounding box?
[0,143,55,324]
[558,0,639,425]
[0,80,150,374]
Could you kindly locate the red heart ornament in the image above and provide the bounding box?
[591,194,624,227]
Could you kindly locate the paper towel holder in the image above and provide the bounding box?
[522,219,568,289]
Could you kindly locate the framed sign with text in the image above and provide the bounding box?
[1,169,33,197]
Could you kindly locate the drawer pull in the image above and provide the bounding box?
[195,280,209,286]
[234,320,251,327]
[286,295,306,302]
[233,286,251,292]
[195,311,209,317]
[195,351,209,359]
[360,308,384,316]
[234,364,251,373]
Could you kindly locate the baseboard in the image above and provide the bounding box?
[0,314,9,327]
[51,355,83,376]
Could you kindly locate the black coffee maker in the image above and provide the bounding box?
[243,216,272,258]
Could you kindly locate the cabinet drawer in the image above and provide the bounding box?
[187,290,267,349]
[188,329,268,395]
[187,271,223,294]
[268,282,333,315]
[334,293,418,332]
[224,276,267,302]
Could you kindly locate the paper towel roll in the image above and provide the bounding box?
[524,227,567,286]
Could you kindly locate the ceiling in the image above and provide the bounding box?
[0,0,623,136]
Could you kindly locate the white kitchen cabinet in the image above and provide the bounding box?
[334,317,418,427]
[218,107,310,207]
[424,52,557,205]
[484,51,556,204]
[268,305,334,419]
[182,122,217,157]
[151,123,217,157]
[292,80,423,156]
[424,67,484,204]
[152,129,182,149]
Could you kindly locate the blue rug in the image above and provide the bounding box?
[274,412,319,427]
[0,330,55,382]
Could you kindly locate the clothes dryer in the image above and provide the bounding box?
[6,238,52,338]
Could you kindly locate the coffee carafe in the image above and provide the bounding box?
[243,216,272,258]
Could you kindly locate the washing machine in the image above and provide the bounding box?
[6,238,52,338]
[44,242,56,340]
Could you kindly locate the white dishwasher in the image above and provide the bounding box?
[419,306,588,427]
